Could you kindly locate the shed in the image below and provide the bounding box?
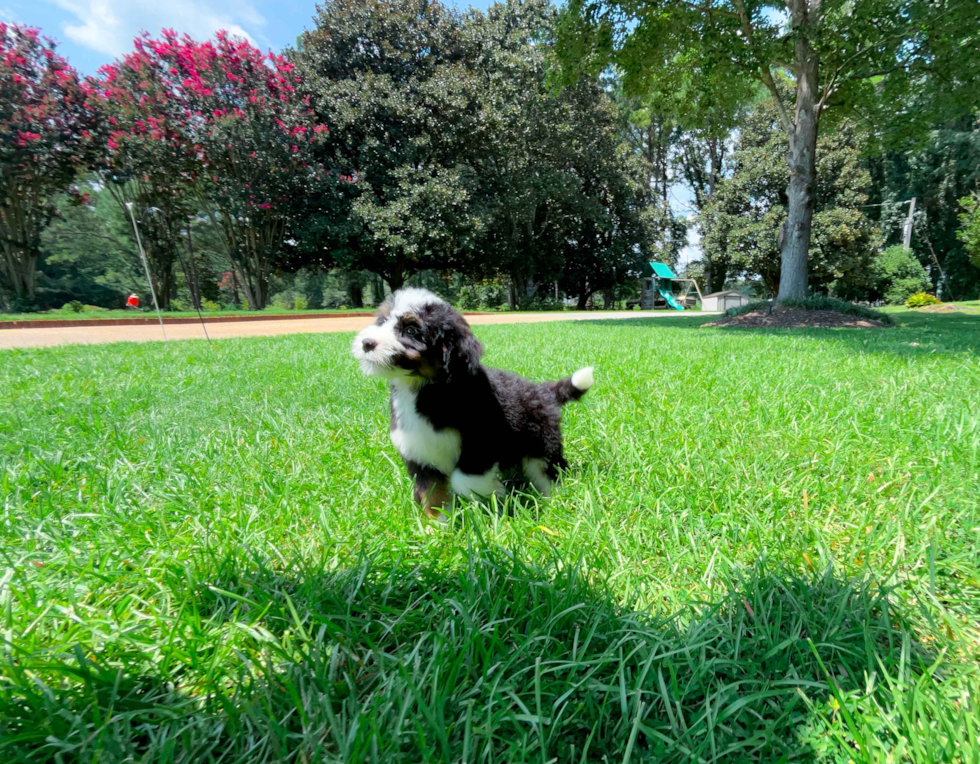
[702,291,753,312]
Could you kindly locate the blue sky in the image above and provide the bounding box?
[0,0,495,74]
[1,0,699,265]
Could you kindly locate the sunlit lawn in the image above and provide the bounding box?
[1,308,978,762]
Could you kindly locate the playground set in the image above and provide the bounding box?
[638,262,703,310]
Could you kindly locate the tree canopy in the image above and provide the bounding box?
[701,97,880,297]
[2,0,978,313]
[0,24,98,305]
[556,0,980,300]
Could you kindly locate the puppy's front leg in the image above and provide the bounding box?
[407,462,451,520]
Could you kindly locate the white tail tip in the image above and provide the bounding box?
[571,366,594,391]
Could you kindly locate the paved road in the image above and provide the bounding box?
[0,310,716,350]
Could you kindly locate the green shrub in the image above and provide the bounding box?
[63,300,84,313]
[957,192,980,269]
[270,291,297,310]
[905,292,941,308]
[873,246,932,305]
[81,304,108,313]
[201,299,220,312]
[517,294,563,312]
[458,281,508,312]
[170,299,187,312]
[293,296,308,310]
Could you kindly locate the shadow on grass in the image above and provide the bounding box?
[581,311,980,357]
[3,544,962,763]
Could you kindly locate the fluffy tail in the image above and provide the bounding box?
[551,366,594,406]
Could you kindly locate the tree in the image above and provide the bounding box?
[614,87,688,274]
[39,183,146,308]
[864,115,980,300]
[556,0,980,301]
[958,193,980,277]
[95,31,331,310]
[701,98,879,297]
[557,145,653,309]
[298,0,485,291]
[466,0,652,308]
[92,40,198,310]
[0,24,97,307]
[466,0,592,304]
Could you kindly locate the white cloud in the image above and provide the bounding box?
[49,0,267,60]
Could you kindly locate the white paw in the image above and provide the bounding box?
[522,458,552,496]
[451,466,502,499]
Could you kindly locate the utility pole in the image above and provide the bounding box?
[125,202,167,341]
[902,197,916,249]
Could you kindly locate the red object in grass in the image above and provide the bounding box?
[126,293,139,307]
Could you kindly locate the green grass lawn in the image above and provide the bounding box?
[2,309,979,762]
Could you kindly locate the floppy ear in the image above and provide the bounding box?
[442,314,483,381]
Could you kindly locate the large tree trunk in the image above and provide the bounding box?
[254,275,269,311]
[230,266,241,306]
[1,245,38,304]
[233,260,258,310]
[233,251,271,311]
[385,264,405,292]
[180,227,203,311]
[156,262,174,311]
[708,262,728,294]
[778,10,820,302]
[347,275,364,308]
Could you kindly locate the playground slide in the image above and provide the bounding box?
[657,284,684,310]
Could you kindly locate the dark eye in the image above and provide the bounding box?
[403,324,421,340]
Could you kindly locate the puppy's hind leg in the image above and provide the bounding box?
[450,465,505,500]
[522,457,552,497]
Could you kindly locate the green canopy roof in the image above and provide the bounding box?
[643,262,677,279]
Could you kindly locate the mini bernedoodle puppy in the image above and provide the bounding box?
[352,288,593,518]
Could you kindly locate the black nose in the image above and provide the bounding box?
[362,339,377,352]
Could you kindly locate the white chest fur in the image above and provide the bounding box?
[390,382,461,476]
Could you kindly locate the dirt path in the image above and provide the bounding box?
[0,310,715,350]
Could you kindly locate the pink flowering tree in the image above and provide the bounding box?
[92,42,199,309]
[97,30,331,309]
[0,24,97,306]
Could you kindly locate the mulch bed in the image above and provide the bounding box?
[703,306,889,329]
[916,304,978,313]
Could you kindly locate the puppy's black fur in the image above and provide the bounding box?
[353,291,592,515]
[412,303,583,478]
